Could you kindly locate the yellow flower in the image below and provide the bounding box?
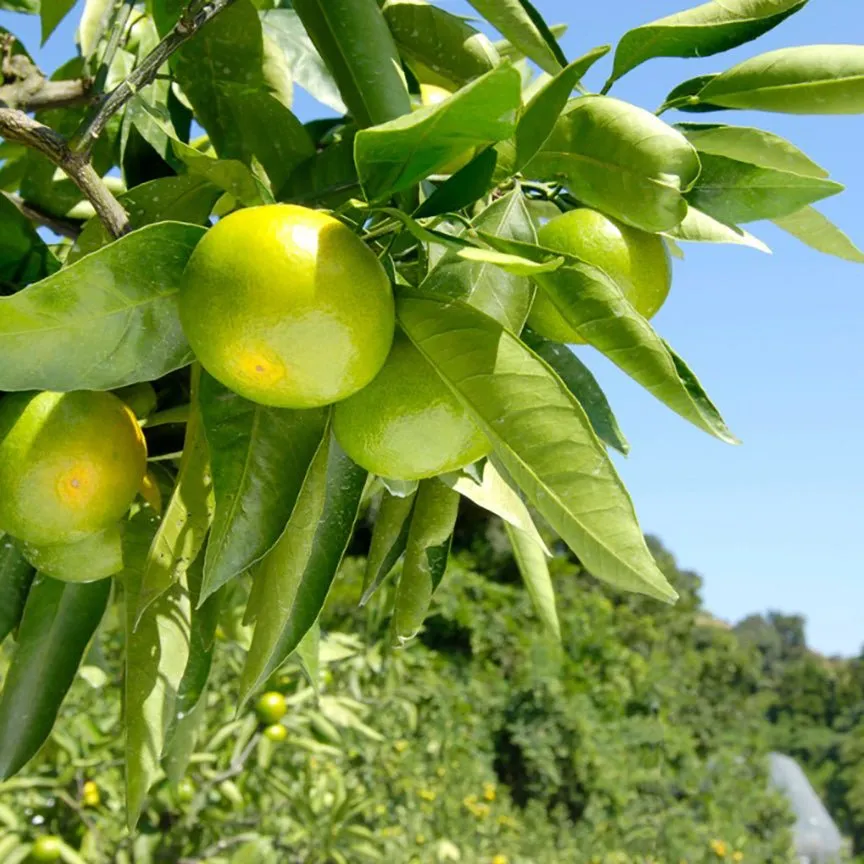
[463,794,478,807]
[473,802,491,819]
[418,788,437,801]
[732,853,743,863]
[375,804,387,816]
[497,814,517,828]
[483,782,497,801]
[394,739,409,753]
[82,780,100,807]
[710,839,728,858]
[492,856,509,864]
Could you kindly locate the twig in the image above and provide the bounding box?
[72,0,239,152]
[92,0,137,94]
[0,51,93,111]
[0,108,129,237]
[2,192,83,238]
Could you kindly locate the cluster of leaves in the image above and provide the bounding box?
[0,512,824,863]
[1,0,864,825]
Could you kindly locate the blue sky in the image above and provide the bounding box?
[2,0,861,655]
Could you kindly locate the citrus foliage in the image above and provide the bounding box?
[0,0,862,827]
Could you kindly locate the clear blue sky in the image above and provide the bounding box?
[2,0,861,656]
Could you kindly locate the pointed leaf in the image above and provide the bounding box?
[240,434,366,704]
[607,0,808,86]
[466,0,566,75]
[504,522,559,640]
[292,0,411,127]
[0,539,34,645]
[199,373,328,603]
[421,189,537,331]
[0,223,203,392]
[0,575,110,778]
[0,194,59,289]
[124,511,192,828]
[361,490,416,606]
[40,0,76,43]
[659,73,729,114]
[696,45,864,114]
[664,206,770,253]
[392,478,459,643]
[773,206,864,263]
[296,621,320,689]
[397,289,678,602]
[413,147,499,219]
[520,330,630,454]
[687,152,842,225]
[355,64,521,200]
[526,96,701,232]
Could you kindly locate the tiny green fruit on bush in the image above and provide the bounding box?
[333,329,491,479]
[263,723,288,743]
[0,0,861,844]
[178,204,395,409]
[255,692,288,726]
[0,391,146,547]
[29,835,63,862]
[527,208,672,344]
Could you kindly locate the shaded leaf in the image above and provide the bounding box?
[0,195,60,289]
[520,330,630,454]
[391,478,459,643]
[199,373,328,603]
[397,289,678,602]
[773,206,864,263]
[361,490,416,606]
[0,538,34,645]
[526,96,701,232]
[659,73,729,114]
[0,223,203,392]
[0,575,110,778]
[413,147,499,219]
[281,127,360,206]
[296,621,320,689]
[504,522,559,640]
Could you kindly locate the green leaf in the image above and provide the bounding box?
[0,575,110,778]
[687,152,843,225]
[513,49,611,174]
[124,511,192,828]
[0,538,34,645]
[281,127,360,207]
[773,206,864,263]
[40,0,76,43]
[137,369,213,619]
[504,522,559,640]
[520,330,630,455]
[77,0,112,58]
[420,188,537,332]
[664,206,771,255]
[20,525,124,583]
[70,176,220,262]
[355,64,521,201]
[678,122,828,177]
[239,433,366,704]
[0,222,203,392]
[0,195,59,290]
[526,96,701,233]
[391,478,459,643]
[261,9,347,114]
[296,621,320,689]
[396,289,678,602]
[665,206,771,253]
[659,73,729,114]
[163,686,208,787]
[695,45,864,114]
[441,460,549,554]
[292,0,411,127]
[607,0,808,87]
[413,148,499,219]
[360,490,416,606]
[382,0,500,89]
[466,0,566,75]
[199,373,328,604]
[482,233,736,443]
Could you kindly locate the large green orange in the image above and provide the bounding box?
[333,330,490,480]
[0,391,147,546]
[527,208,672,344]
[178,205,395,408]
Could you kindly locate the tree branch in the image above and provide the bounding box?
[2,192,83,239]
[0,51,93,111]
[72,0,239,152]
[0,108,129,238]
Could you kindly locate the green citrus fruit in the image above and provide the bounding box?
[255,691,288,725]
[418,85,475,174]
[21,523,124,583]
[82,780,101,808]
[527,208,672,344]
[0,391,147,546]
[264,723,288,742]
[175,777,196,803]
[179,204,395,408]
[333,329,489,480]
[30,836,63,862]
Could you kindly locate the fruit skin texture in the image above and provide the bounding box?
[264,723,288,742]
[30,836,63,862]
[255,691,288,725]
[179,204,395,408]
[527,208,672,344]
[0,391,147,546]
[333,329,490,481]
